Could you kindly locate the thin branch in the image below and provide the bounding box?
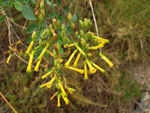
[89,0,102,53]
[0,91,18,113]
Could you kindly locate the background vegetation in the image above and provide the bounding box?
[1,0,150,112]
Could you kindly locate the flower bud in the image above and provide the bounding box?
[38,14,43,24]
[61,24,65,31]
[71,22,75,30]
[42,30,46,39]
[32,31,37,41]
[88,19,92,27]
[39,39,42,47]
[84,18,88,28]
[35,9,39,17]
[81,38,86,47]
[40,0,44,9]
[45,29,51,37]
[37,0,40,6]
[53,18,57,25]
[56,20,61,28]
[66,37,70,44]
[75,32,79,38]
[80,30,84,38]
[79,20,84,28]
[68,13,72,22]
[41,9,45,17]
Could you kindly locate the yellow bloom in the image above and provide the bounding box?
[65,66,84,74]
[73,53,81,67]
[26,51,34,72]
[6,54,12,64]
[90,61,105,73]
[88,44,104,50]
[99,53,113,67]
[37,44,50,60]
[74,42,86,57]
[84,60,88,79]
[34,59,42,72]
[57,94,61,107]
[65,49,78,66]
[25,41,34,55]
[94,36,109,43]
[50,92,58,100]
[86,59,96,73]
[40,76,56,88]
[58,80,67,96]
[64,43,75,48]
[41,69,54,79]
[62,93,69,105]
[67,86,76,94]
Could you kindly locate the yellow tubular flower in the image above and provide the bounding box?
[88,44,104,50]
[57,94,61,107]
[65,66,84,74]
[40,76,56,88]
[50,92,58,100]
[90,61,105,73]
[67,86,76,94]
[34,59,42,72]
[65,49,78,66]
[86,59,96,73]
[26,51,34,72]
[41,69,54,79]
[46,50,54,57]
[99,53,113,67]
[74,42,86,57]
[37,44,49,60]
[73,53,81,67]
[84,60,88,79]
[62,93,69,105]
[64,43,75,48]
[6,54,12,64]
[25,41,34,55]
[94,36,109,43]
[58,80,67,96]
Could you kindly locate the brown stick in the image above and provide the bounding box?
[0,91,17,113]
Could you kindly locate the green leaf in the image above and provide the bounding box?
[26,36,32,44]
[72,13,77,23]
[65,4,70,13]
[22,5,37,20]
[14,1,22,11]
[57,16,66,22]
[26,23,37,34]
[57,40,63,46]
[31,0,36,4]
[45,67,52,72]
[58,47,64,54]
[49,12,60,18]
[0,15,6,22]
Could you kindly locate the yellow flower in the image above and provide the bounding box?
[64,66,84,74]
[57,94,61,107]
[26,51,34,72]
[90,61,105,73]
[6,54,12,64]
[50,92,58,100]
[99,53,113,67]
[64,43,75,48]
[62,93,69,105]
[84,60,88,79]
[67,86,76,94]
[74,42,86,57]
[73,53,81,67]
[88,44,104,50]
[41,69,54,79]
[86,59,96,73]
[34,59,42,72]
[65,49,78,66]
[40,76,56,88]
[25,41,34,55]
[94,36,109,43]
[58,80,67,96]
[37,44,50,60]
